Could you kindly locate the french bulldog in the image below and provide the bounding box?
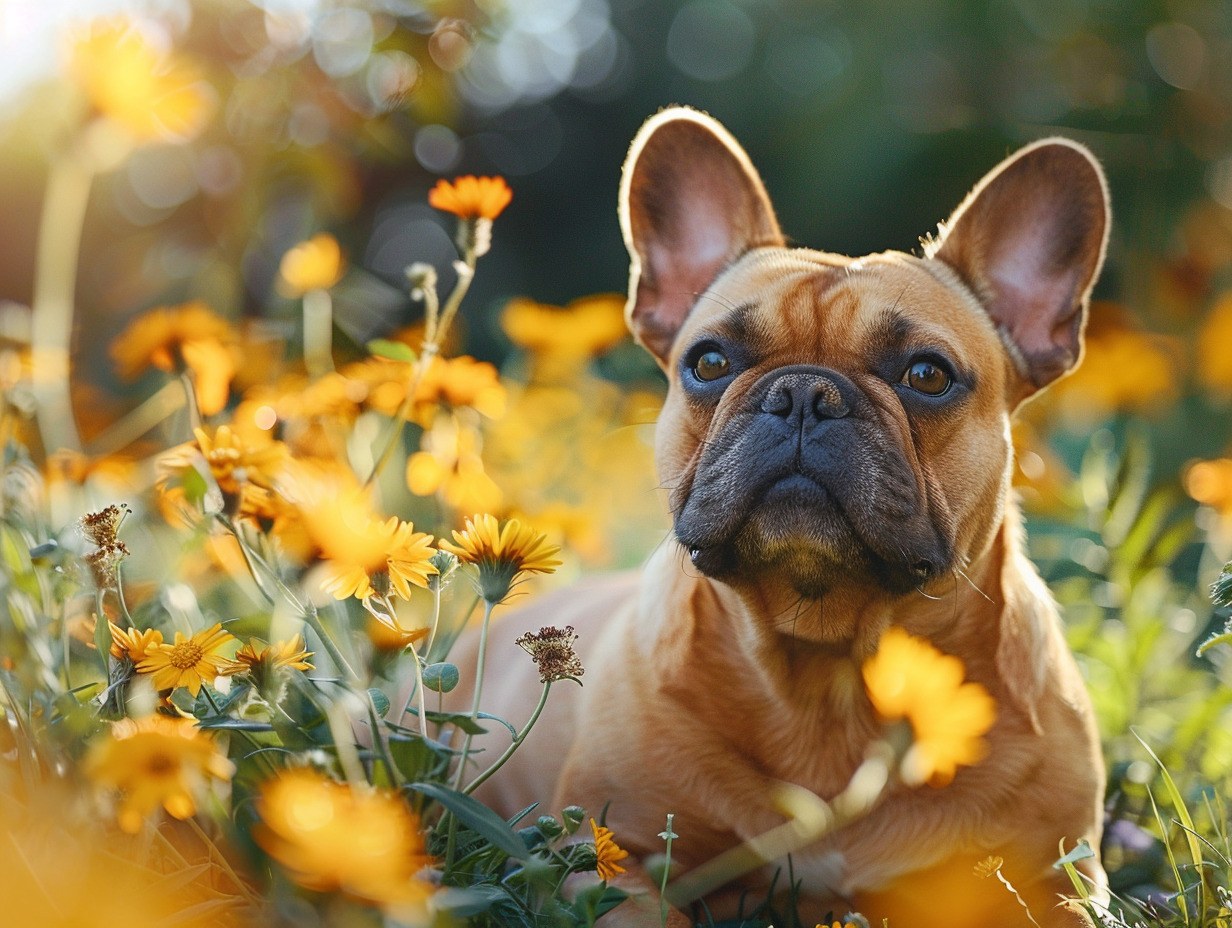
[450,107,1109,928]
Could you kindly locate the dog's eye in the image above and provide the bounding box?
[903,360,951,395]
[694,350,730,382]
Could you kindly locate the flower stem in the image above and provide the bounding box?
[219,515,359,684]
[31,146,93,456]
[451,598,495,790]
[404,637,429,740]
[464,680,550,794]
[362,244,477,491]
[302,288,334,379]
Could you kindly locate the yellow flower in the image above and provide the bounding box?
[231,635,314,673]
[85,715,234,833]
[108,622,164,663]
[287,469,437,601]
[110,302,239,415]
[138,623,238,696]
[862,627,996,787]
[501,294,629,364]
[366,615,430,652]
[428,175,512,220]
[1198,292,1232,396]
[973,855,1005,879]
[350,354,508,425]
[1039,303,1180,424]
[67,20,214,143]
[1185,458,1232,518]
[406,413,503,514]
[439,513,561,602]
[590,818,629,882]
[255,768,434,908]
[191,425,288,494]
[279,233,346,297]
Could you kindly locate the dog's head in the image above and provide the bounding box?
[620,108,1108,606]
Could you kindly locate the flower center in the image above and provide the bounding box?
[169,641,204,669]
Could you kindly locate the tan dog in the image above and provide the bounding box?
[449,107,1109,928]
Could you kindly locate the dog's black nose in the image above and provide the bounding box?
[759,370,849,420]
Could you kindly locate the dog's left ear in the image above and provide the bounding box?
[930,138,1110,402]
[620,107,784,366]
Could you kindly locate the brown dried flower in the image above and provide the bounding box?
[514,625,584,684]
[79,503,132,547]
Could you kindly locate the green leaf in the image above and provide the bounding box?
[1136,733,1206,916]
[422,662,460,693]
[93,616,114,674]
[196,718,275,731]
[433,884,510,918]
[388,734,452,782]
[409,781,529,860]
[1197,628,1232,657]
[570,883,628,926]
[1053,838,1095,868]
[181,465,208,505]
[367,688,391,718]
[367,339,416,363]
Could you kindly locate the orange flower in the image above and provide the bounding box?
[255,768,434,908]
[501,294,629,363]
[590,818,629,881]
[67,19,214,143]
[138,623,238,696]
[1198,292,1232,396]
[110,302,239,415]
[428,175,512,220]
[85,715,234,833]
[108,622,165,663]
[862,627,996,787]
[279,234,346,297]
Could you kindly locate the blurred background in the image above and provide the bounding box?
[2,0,1232,908]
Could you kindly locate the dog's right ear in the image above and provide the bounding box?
[620,107,783,366]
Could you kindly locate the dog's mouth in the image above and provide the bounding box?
[671,371,951,597]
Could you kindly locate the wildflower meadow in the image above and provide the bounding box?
[1,3,1232,928]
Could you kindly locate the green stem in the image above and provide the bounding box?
[31,145,93,455]
[401,638,429,739]
[363,242,476,491]
[433,592,481,662]
[302,288,334,379]
[424,583,443,658]
[179,370,202,433]
[451,598,495,790]
[463,680,550,794]
[220,515,359,684]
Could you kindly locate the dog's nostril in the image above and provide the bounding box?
[760,387,792,417]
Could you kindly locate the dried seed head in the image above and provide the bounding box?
[515,625,583,684]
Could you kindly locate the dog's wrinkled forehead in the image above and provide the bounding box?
[669,248,1007,383]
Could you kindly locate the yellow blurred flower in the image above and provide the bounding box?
[366,615,430,652]
[230,635,314,674]
[108,622,164,663]
[85,715,234,833]
[501,293,629,366]
[428,175,512,220]
[111,301,240,416]
[440,513,560,602]
[590,818,629,882]
[1041,303,1180,424]
[254,768,434,908]
[407,412,503,514]
[862,627,996,787]
[287,467,437,601]
[1185,458,1232,517]
[67,20,214,143]
[356,354,507,425]
[1198,292,1232,396]
[279,233,346,298]
[193,425,288,494]
[138,623,238,696]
